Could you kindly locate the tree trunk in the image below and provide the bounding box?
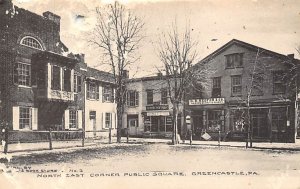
[117,103,123,143]
[172,103,179,145]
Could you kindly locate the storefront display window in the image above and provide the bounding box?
[230,110,246,132]
[207,110,224,132]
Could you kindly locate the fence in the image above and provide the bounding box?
[1,128,130,154]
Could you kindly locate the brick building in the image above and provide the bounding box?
[186,39,300,142]
[123,75,184,138]
[0,1,116,140]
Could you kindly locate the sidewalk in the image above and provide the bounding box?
[1,137,300,157]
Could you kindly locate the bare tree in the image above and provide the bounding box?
[157,23,211,145]
[89,1,144,142]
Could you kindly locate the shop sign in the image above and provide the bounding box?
[146,104,169,111]
[189,98,225,105]
[147,112,170,116]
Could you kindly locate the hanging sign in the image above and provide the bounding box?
[189,98,225,105]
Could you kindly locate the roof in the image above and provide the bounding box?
[127,75,171,83]
[198,39,293,65]
[86,67,115,84]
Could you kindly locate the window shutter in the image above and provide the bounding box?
[48,63,52,89]
[13,63,18,84]
[64,109,69,130]
[102,86,105,102]
[102,112,106,129]
[115,112,118,129]
[12,106,19,130]
[135,91,139,106]
[112,113,115,129]
[32,108,38,130]
[77,110,83,129]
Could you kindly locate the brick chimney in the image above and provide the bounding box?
[287,54,294,59]
[122,70,129,79]
[43,11,61,26]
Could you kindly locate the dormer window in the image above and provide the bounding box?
[20,36,44,50]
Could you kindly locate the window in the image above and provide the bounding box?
[87,82,99,100]
[252,74,264,96]
[231,75,242,96]
[127,90,139,107]
[105,113,112,128]
[51,66,61,90]
[161,88,168,104]
[146,89,153,105]
[272,108,286,132]
[19,107,31,129]
[212,77,221,97]
[63,69,71,92]
[273,71,285,94]
[14,62,31,86]
[74,74,82,93]
[20,36,43,50]
[225,53,243,68]
[207,110,224,132]
[69,110,77,129]
[103,86,114,103]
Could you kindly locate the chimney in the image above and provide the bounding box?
[122,70,129,79]
[157,72,163,77]
[75,53,85,64]
[287,54,294,59]
[43,11,61,26]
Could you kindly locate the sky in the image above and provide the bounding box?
[12,0,300,78]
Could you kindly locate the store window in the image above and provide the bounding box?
[146,89,153,105]
[230,110,246,132]
[87,81,99,100]
[103,86,114,103]
[127,90,139,107]
[273,71,285,94]
[19,107,31,130]
[212,77,221,97]
[272,108,287,132]
[51,65,61,90]
[225,53,243,68]
[207,110,224,132]
[231,75,242,96]
[14,62,31,87]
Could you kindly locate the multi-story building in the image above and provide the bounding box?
[123,75,184,138]
[84,67,117,137]
[186,39,300,142]
[0,1,116,140]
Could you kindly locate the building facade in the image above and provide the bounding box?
[186,39,299,142]
[123,75,184,138]
[0,1,116,140]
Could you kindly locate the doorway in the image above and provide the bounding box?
[251,109,268,138]
[89,111,96,137]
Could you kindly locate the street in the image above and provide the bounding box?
[1,143,300,189]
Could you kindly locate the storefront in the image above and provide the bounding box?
[187,98,294,142]
[188,98,226,139]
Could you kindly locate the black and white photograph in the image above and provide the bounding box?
[0,0,300,188]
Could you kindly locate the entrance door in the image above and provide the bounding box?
[89,111,96,137]
[251,110,268,138]
[127,114,138,136]
[192,111,203,136]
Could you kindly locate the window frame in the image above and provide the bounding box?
[19,107,31,130]
[105,113,112,129]
[14,62,31,87]
[69,110,77,129]
[127,90,139,107]
[74,74,82,93]
[212,77,221,97]
[146,89,154,105]
[51,65,61,90]
[272,71,285,94]
[20,36,44,51]
[103,86,114,103]
[231,75,242,96]
[87,81,99,100]
[161,88,168,104]
[225,53,244,69]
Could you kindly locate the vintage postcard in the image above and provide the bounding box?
[0,0,300,188]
